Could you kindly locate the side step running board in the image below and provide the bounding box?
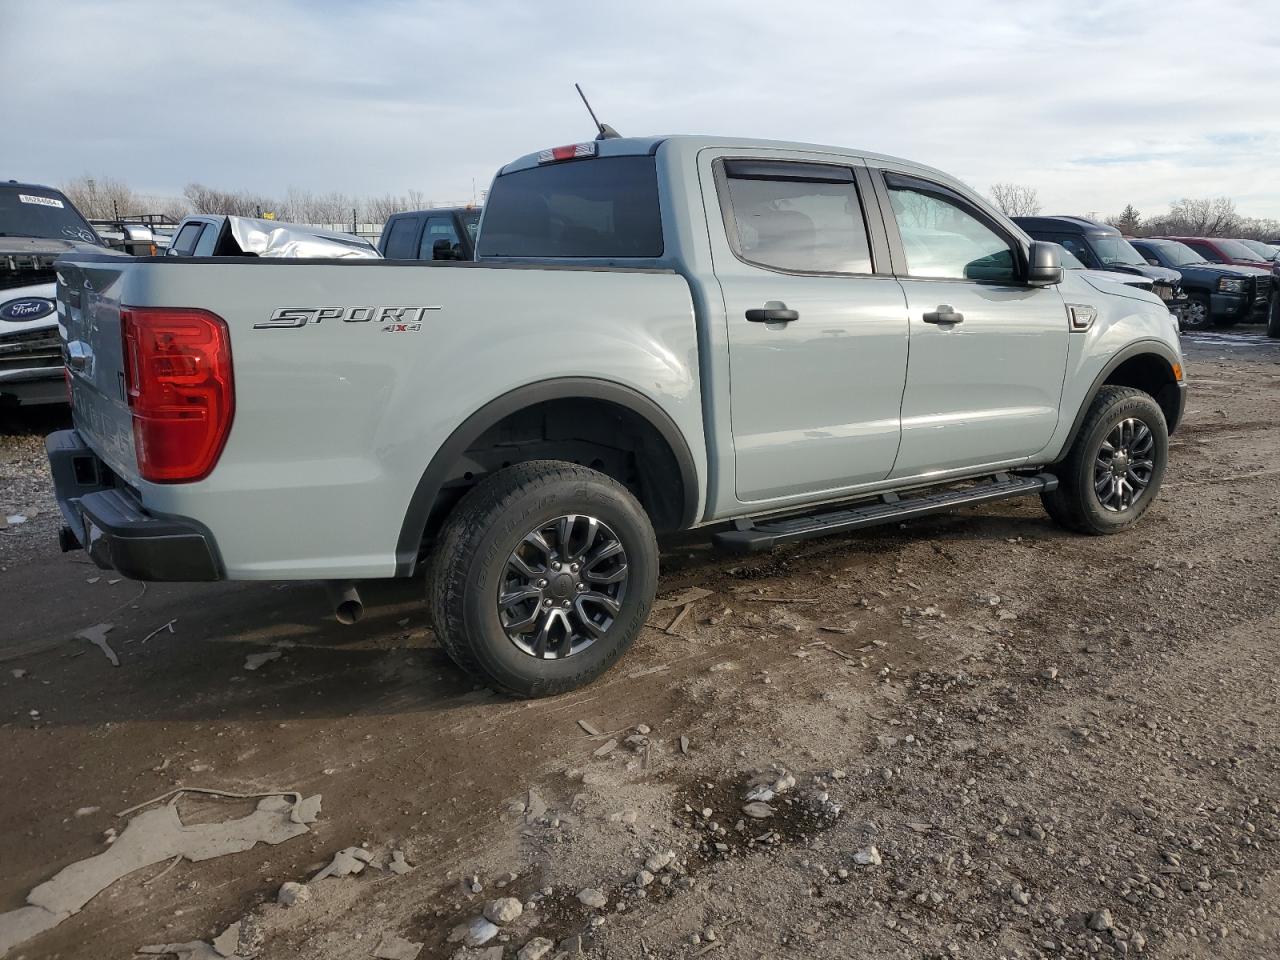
[714,472,1058,553]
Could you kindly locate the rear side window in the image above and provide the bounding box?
[382,217,421,259]
[479,156,663,258]
[720,161,872,274]
[169,222,204,257]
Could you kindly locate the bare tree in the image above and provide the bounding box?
[61,174,139,219]
[1147,197,1241,237]
[988,183,1042,217]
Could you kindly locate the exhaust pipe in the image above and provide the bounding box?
[325,581,364,625]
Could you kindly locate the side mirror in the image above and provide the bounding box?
[1025,240,1064,287]
[1146,258,1160,267]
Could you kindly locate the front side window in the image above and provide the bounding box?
[480,156,662,258]
[1181,239,1222,262]
[721,161,872,274]
[419,217,462,260]
[193,224,219,256]
[1055,236,1095,267]
[887,179,1016,282]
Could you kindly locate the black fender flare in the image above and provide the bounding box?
[395,377,700,575]
[1056,340,1185,461]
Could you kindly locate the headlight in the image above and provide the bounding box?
[1218,277,1245,293]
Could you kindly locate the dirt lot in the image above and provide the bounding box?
[2,329,1279,960]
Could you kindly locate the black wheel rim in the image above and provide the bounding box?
[497,514,629,659]
[1094,417,1156,513]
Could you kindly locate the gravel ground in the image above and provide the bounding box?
[1,330,1278,960]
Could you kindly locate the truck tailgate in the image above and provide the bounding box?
[57,258,139,483]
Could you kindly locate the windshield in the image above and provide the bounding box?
[0,186,100,244]
[1147,240,1207,267]
[1090,235,1147,267]
[1208,241,1269,264]
[461,209,481,241]
[1233,239,1276,261]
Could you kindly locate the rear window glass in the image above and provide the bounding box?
[479,156,663,258]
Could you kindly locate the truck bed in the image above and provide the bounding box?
[57,255,704,579]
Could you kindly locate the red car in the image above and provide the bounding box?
[1157,236,1271,271]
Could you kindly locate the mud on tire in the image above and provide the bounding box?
[427,460,659,698]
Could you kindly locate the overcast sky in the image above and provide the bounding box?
[2,0,1277,218]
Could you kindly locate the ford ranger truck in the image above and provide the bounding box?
[46,135,1187,697]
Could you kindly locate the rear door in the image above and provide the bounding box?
[701,152,909,502]
[871,169,1069,477]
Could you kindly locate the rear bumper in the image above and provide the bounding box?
[46,429,223,581]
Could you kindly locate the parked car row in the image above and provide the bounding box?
[1014,215,1276,331]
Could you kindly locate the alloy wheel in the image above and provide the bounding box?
[497,514,629,659]
[1094,418,1155,512]
[1184,298,1209,328]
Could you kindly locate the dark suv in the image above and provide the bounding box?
[1014,216,1184,315]
[378,207,481,261]
[1130,238,1271,329]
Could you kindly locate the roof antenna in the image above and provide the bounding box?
[575,83,621,140]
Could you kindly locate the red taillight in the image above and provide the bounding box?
[120,307,234,483]
[64,367,74,409]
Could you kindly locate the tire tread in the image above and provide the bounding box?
[427,460,654,698]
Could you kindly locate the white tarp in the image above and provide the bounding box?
[224,217,381,259]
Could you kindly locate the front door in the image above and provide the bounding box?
[705,155,909,503]
[875,171,1070,477]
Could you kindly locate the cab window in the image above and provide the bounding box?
[419,217,463,260]
[886,176,1017,283]
[169,222,205,257]
[719,160,873,274]
[382,216,421,259]
[193,223,219,256]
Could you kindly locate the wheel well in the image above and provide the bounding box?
[1102,353,1182,433]
[423,397,689,544]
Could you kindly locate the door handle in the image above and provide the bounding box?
[922,305,964,324]
[746,306,799,323]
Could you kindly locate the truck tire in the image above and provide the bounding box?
[1041,386,1168,536]
[1182,293,1212,330]
[1268,290,1280,339]
[427,460,659,698]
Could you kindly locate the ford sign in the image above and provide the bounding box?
[0,298,56,322]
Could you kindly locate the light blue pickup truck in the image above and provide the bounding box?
[47,133,1185,696]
